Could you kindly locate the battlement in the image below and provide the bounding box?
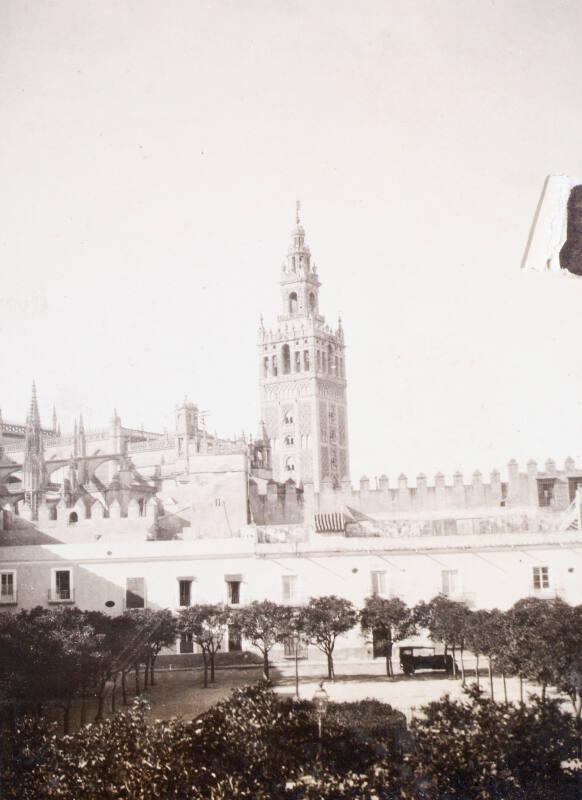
[259,317,343,346]
[304,457,582,517]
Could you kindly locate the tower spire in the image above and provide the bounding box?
[295,199,301,225]
[29,381,40,426]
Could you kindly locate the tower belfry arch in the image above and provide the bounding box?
[258,204,350,492]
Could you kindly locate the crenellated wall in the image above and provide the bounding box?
[302,457,582,519]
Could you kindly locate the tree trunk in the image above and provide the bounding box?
[63,700,72,735]
[210,652,216,683]
[80,690,87,726]
[143,657,150,690]
[459,647,466,685]
[263,650,270,681]
[134,665,140,696]
[150,656,156,686]
[502,672,508,705]
[111,676,117,714]
[95,681,106,722]
[488,657,494,701]
[386,642,393,678]
[121,670,128,705]
[475,654,480,687]
[327,652,335,681]
[541,683,547,702]
[519,675,524,706]
[202,651,209,688]
[451,645,457,679]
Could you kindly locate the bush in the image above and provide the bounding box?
[3,682,581,800]
[408,685,580,799]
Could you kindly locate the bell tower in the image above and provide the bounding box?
[258,203,349,492]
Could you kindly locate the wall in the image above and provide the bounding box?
[2,531,581,659]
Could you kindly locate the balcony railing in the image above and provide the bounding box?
[48,588,75,604]
[0,592,17,605]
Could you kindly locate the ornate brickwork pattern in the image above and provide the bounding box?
[298,402,312,434]
[339,448,348,476]
[320,446,329,478]
[319,402,328,443]
[338,406,346,446]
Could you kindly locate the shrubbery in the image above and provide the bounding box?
[2,682,581,799]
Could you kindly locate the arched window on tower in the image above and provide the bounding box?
[309,292,316,314]
[289,292,298,315]
[328,344,334,373]
[294,351,301,372]
[272,354,278,376]
[282,344,291,374]
[263,357,269,378]
[285,456,296,472]
[303,350,310,371]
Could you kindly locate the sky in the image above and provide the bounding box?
[2,0,582,484]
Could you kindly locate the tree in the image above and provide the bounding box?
[464,608,508,698]
[507,597,566,703]
[414,595,471,681]
[128,609,177,686]
[299,596,357,681]
[178,604,229,686]
[235,601,294,680]
[359,596,415,677]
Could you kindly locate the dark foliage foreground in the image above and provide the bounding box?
[1,683,581,799]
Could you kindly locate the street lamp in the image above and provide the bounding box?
[312,680,329,741]
[293,631,301,698]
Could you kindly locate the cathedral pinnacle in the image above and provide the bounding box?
[28,381,40,427]
[295,200,301,225]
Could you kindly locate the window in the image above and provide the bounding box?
[441,570,459,597]
[317,350,321,370]
[294,351,301,372]
[284,410,294,425]
[263,357,269,378]
[0,571,16,603]
[568,477,582,502]
[178,579,192,607]
[179,632,194,654]
[533,566,550,590]
[289,292,298,314]
[126,577,145,609]
[371,570,387,596]
[284,636,308,659]
[52,569,72,602]
[271,354,278,376]
[228,624,242,652]
[285,456,296,472]
[537,478,555,507]
[309,292,316,313]
[282,574,298,602]
[284,434,294,447]
[303,350,310,370]
[282,344,291,374]
[226,576,241,605]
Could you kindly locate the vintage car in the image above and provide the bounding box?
[399,645,455,676]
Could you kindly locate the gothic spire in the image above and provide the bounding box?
[29,381,40,427]
[52,405,58,433]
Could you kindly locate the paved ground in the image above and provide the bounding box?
[139,658,561,725]
[49,658,565,731]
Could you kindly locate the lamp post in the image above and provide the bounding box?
[312,680,329,742]
[294,632,300,698]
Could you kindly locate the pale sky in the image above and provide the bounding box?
[2,0,582,484]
